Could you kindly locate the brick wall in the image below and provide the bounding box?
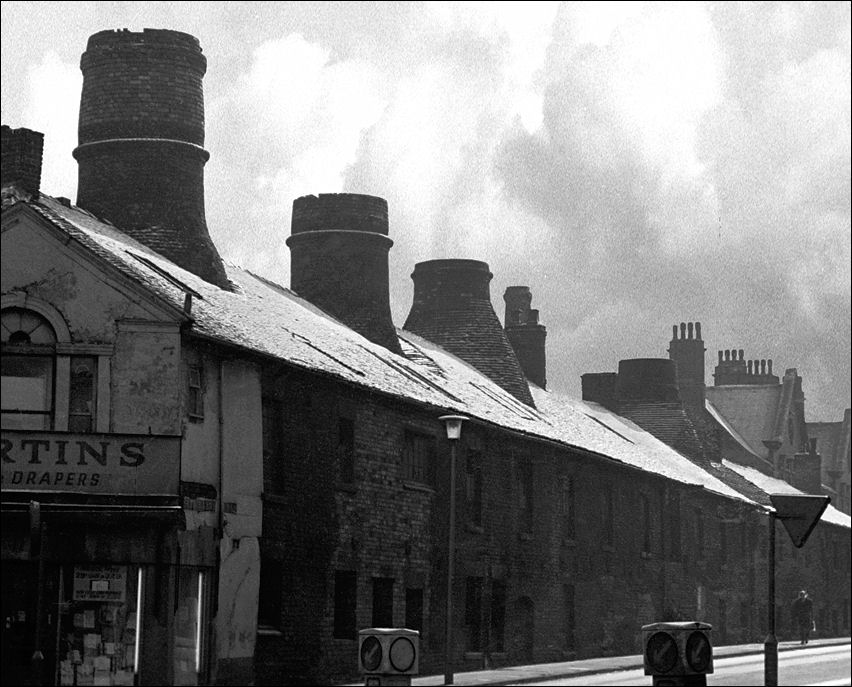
[254,364,852,684]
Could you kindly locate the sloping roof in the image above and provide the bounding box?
[705,399,763,459]
[7,193,761,506]
[705,384,781,457]
[723,460,850,529]
[616,401,706,462]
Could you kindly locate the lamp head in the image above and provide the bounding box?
[439,415,468,441]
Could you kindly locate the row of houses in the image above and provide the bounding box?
[1,28,849,686]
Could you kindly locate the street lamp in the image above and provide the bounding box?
[439,414,468,686]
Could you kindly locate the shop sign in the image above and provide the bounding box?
[1,430,180,495]
[73,565,127,603]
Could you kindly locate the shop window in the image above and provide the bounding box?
[173,568,208,685]
[333,571,357,639]
[258,559,283,630]
[1,308,57,430]
[402,431,436,487]
[465,577,483,651]
[58,564,142,686]
[187,365,204,419]
[338,416,355,484]
[465,449,483,526]
[405,588,423,634]
[371,577,394,628]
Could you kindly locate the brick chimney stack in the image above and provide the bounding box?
[667,321,705,412]
[1,125,44,200]
[504,286,547,389]
[404,259,534,406]
[74,29,230,288]
[287,193,401,355]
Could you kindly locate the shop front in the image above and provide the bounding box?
[1,430,212,686]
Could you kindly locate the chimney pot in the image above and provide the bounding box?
[695,322,701,339]
[504,287,547,390]
[687,322,694,339]
[673,325,678,341]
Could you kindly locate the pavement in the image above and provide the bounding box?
[348,636,851,686]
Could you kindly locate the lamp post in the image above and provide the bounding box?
[439,415,468,686]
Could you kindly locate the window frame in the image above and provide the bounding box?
[402,429,437,488]
[1,298,111,433]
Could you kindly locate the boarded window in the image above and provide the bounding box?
[490,580,506,652]
[405,588,423,634]
[372,577,394,628]
[333,571,357,639]
[466,449,483,526]
[518,457,533,532]
[563,583,575,650]
[465,577,483,651]
[258,558,283,629]
[402,431,436,486]
[338,416,355,483]
[562,476,576,540]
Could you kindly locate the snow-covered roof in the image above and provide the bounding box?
[12,195,765,505]
[722,460,850,529]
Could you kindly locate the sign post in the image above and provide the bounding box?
[764,494,830,687]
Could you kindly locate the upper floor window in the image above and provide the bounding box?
[518,457,533,533]
[465,448,483,526]
[641,493,652,554]
[603,484,614,546]
[187,365,204,419]
[402,430,436,487]
[2,299,110,434]
[338,416,355,484]
[2,308,57,430]
[561,475,576,541]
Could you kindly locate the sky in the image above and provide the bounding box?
[2,1,850,421]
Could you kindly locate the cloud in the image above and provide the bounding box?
[22,52,81,200]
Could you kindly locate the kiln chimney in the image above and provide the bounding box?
[287,193,401,354]
[74,29,229,288]
[404,259,534,406]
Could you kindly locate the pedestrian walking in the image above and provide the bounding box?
[791,590,814,645]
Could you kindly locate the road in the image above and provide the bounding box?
[534,645,851,686]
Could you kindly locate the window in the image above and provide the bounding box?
[334,571,357,639]
[466,448,483,526]
[372,577,394,628]
[188,365,204,418]
[465,577,483,651]
[1,308,56,430]
[338,416,355,483]
[694,508,704,559]
[561,476,576,540]
[563,584,575,651]
[405,588,423,634]
[603,485,614,546]
[641,493,651,554]
[668,493,681,560]
[402,431,436,486]
[490,581,506,652]
[258,558,283,629]
[68,356,97,432]
[518,457,533,533]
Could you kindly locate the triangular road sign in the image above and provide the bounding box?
[770,494,830,548]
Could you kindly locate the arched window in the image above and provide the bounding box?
[1,299,108,433]
[1,308,57,429]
